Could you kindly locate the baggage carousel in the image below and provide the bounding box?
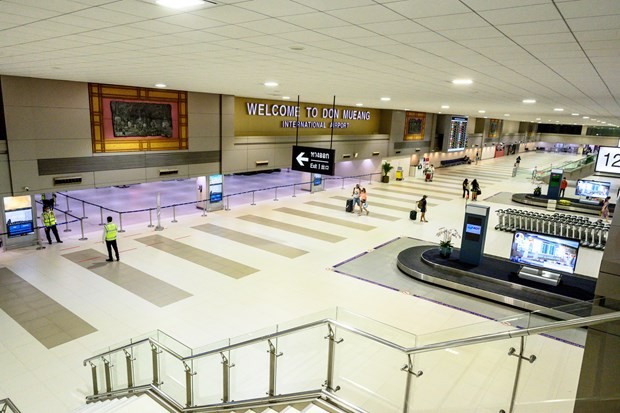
[511,193,614,216]
[397,246,597,314]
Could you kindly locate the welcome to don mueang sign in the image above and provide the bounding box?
[246,102,371,129]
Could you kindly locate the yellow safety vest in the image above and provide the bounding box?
[42,211,56,227]
[104,223,118,241]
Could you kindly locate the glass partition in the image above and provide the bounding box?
[407,337,522,413]
[332,325,407,413]
[275,324,327,395]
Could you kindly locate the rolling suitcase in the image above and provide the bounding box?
[346,198,354,213]
[410,210,417,220]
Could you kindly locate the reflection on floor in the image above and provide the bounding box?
[0,151,614,412]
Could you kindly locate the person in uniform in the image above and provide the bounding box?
[42,206,63,244]
[103,216,119,262]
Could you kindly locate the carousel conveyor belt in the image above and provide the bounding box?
[397,246,597,315]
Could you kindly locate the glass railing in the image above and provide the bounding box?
[82,305,620,413]
[534,155,594,182]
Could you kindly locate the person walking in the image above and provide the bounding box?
[42,206,62,244]
[351,184,361,213]
[601,196,611,223]
[462,178,470,198]
[515,155,521,167]
[103,216,120,262]
[419,195,428,222]
[471,179,480,201]
[360,188,369,215]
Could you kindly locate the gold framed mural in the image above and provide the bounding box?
[404,111,426,140]
[89,83,188,153]
[489,118,500,139]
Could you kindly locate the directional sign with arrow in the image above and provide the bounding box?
[291,145,335,175]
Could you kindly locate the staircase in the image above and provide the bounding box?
[70,394,170,412]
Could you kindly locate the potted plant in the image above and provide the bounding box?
[381,161,394,183]
[436,227,460,258]
[533,186,542,196]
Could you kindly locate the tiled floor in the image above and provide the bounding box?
[0,151,617,412]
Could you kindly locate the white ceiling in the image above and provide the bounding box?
[1,0,619,127]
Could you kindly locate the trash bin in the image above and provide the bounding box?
[395,167,403,181]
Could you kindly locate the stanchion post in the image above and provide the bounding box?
[341,177,345,189]
[172,206,178,223]
[225,195,230,211]
[99,207,105,226]
[251,191,256,206]
[82,201,88,219]
[202,199,207,216]
[63,211,72,232]
[118,212,125,233]
[66,196,71,213]
[274,187,279,201]
[79,218,88,241]
[148,209,154,228]
[292,184,296,197]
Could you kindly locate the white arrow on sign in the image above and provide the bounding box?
[296,152,309,166]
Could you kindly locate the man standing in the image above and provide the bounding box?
[42,206,62,244]
[103,216,119,262]
[560,177,568,198]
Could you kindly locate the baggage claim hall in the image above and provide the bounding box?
[1,1,620,412]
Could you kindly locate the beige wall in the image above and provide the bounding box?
[1,76,224,196]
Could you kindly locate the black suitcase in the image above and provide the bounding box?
[346,199,354,213]
[409,210,417,220]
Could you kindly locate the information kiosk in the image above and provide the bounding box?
[459,204,490,266]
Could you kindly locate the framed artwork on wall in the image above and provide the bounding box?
[89,83,188,153]
[404,111,426,140]
[489,118,500,139]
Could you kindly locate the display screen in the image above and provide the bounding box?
[209,174,223,203]
[5,206,34,238]
[510,231,580,274]
[575,179,610,198]
[313,174,322,186]
[464,216,483,241]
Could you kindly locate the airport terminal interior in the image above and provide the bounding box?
[1,1,620,412]
[1,150,618,412]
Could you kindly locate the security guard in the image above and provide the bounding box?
[42,206,63,244]
[103,216,119,262]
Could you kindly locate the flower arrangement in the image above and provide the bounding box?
[436,227,461,248]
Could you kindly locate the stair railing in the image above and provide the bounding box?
[83,310,620,413]
[0,398,21,413]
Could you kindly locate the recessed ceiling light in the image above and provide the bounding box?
[355,103,363,107]
[264,81,278,87]
[441,105,450,109]
[155,0,213,9]
[522,99,536,104]
[571,113,579,116]
[452,79,473,85]
[536,118,541,120]
[282,96,290,100]
[478,110,486,113]
[504,114,510,116]
[602,121,607,124]
[553,108,564,111]
[438,112,442,114]
[154,83,166,88]
[380,97,391,101]
[582,116,589,119]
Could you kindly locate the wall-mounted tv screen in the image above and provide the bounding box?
[575,179,610,198]
[510,231,579,274]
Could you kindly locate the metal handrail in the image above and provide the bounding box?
[0,398,22,413]
[83,310,620,366]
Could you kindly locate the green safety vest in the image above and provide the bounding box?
[104,223,118,241]
[42,211,56,227]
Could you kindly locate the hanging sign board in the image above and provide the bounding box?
[291,145,335,176]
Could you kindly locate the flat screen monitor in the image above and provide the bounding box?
[575,179,610,198]
[510,231,579,274]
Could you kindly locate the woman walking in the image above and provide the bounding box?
[462,178,470,198]
[471,179,480,201]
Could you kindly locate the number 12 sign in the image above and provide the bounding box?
[595,146,620,175]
